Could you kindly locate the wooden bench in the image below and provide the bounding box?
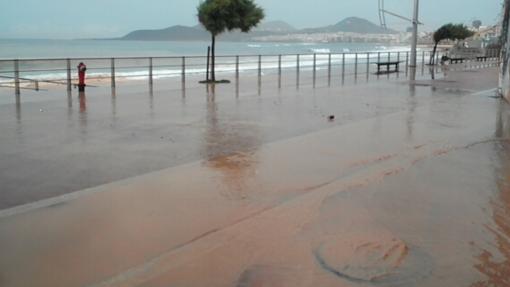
[449,58,465,64]
[374,61,401,74]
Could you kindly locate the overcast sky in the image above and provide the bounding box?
[0,0,502,39]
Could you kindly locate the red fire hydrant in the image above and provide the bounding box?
[77,62,87,91]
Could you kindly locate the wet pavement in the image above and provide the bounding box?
[1,67,510,286]
[0,67,452,209]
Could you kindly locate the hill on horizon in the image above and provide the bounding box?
[122,25,209,41]
[303,17,397,34]
[254,21,297,33]
[119,17,396,41]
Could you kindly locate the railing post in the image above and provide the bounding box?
[258,55,262,78]
[328,53,332,86]
[377,52,381,78]
[181,56,186,83]
[14,59,20,96]
[341,53,345,84]
[149,57,153,86]
[387,53,391,77]
[354,53,358,80]
[278,55,282,76]
[111,58,116,88]
[257,55,262,91]
[278,55,282,88]
[236,55,240,80]
[366,52,370,80]
[296,54,300,87]
[405,52,409,76]
[422,51,426,75]
[66,59,72,91]
[313,53,316,87]
[397,52,401,77]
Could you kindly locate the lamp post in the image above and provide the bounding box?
[410,0,419,81]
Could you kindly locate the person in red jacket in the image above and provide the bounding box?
[77,62,87,91]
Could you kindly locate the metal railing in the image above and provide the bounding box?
[0,48,501,96]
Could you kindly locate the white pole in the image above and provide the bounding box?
[410,0,419,81]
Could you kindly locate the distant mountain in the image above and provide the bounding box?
[303,17,396,34]
[255,21,296,33]
[122,25,208,41]
[120,22,295,42]
[119,17,395,42]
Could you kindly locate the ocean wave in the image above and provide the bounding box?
[310,48,331,54]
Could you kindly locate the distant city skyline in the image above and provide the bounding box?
[0,0,502,39]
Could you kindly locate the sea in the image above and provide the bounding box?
[0,39,411,83]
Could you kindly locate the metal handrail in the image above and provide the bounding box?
[0,48,501,96]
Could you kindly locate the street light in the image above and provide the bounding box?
[378,0,420,81]
[410,0,419,81]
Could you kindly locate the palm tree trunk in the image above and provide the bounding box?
[211,34,216,82]
[430,42,438,65]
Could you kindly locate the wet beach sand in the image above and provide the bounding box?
[0,66,509,286]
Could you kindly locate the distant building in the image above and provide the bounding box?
[252,31,405,44]
[472,25,500,47]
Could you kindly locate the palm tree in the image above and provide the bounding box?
[198,0,264,83]
[430,23,474,65]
